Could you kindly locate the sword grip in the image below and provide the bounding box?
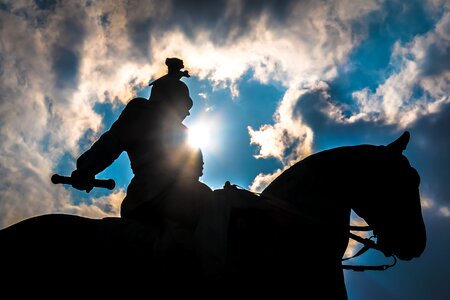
[51,174,115,190]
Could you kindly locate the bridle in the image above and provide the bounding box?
[342,225,397,271]
[260,194,398,272]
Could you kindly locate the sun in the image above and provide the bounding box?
[188,123,212,149]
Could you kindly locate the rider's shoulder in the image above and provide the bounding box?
[126,97,150,107]
[122,98,155,113]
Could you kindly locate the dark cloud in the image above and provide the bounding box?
[419,42,450,77]
[50,7,87,89]
[124,0,300,53]
[170,0,295,41]
[170,0,228,28]
[126,17,155,58]
[0,2,10,11]
[56,13,86,48]
[99,13,110,28]
[52,46,80,89]
[34,0,57,11]
[410,103,450,205]
[292,89,330,133]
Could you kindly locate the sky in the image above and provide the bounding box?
[0,0,449,298]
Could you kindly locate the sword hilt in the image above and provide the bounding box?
[51,174,115,190]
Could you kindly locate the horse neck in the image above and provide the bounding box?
[265,160,351,227]
[263,146,384,232]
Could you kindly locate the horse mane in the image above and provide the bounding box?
[262,144,388,204]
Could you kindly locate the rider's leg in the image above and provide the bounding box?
[162,180,231,280]
[195,188,231,281]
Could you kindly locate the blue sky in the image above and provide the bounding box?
[1,0,449,298]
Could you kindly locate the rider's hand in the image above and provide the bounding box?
[71,169,95,193]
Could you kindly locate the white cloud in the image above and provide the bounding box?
[248,88,315,164]
[416,194,450,218]
[343,10,450,128]
[249,168,284,193]
[421,196,435,209]
[439,206,450,217]
[63,189,125,219]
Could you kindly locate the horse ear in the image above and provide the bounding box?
[387,131,410,154]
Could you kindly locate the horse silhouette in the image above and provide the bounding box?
[0,132,426,298]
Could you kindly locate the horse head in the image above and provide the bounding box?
[351,132,426,261]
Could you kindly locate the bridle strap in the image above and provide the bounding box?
[342,255,397,272]
[348,232,380,251]
[342,256,397,271]
[342,228,397,271]
[349,225,373,231]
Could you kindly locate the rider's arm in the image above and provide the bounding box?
[72,99,143,191]
[76,130,123,176]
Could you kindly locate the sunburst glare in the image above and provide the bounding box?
[188,123,212,149]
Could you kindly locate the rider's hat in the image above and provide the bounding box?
[149,58,192,110]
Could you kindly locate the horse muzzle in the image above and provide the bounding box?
[377,227,427,261]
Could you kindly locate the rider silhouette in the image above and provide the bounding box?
[71,58,211,227]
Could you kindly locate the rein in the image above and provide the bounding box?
[342,226,397,271]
